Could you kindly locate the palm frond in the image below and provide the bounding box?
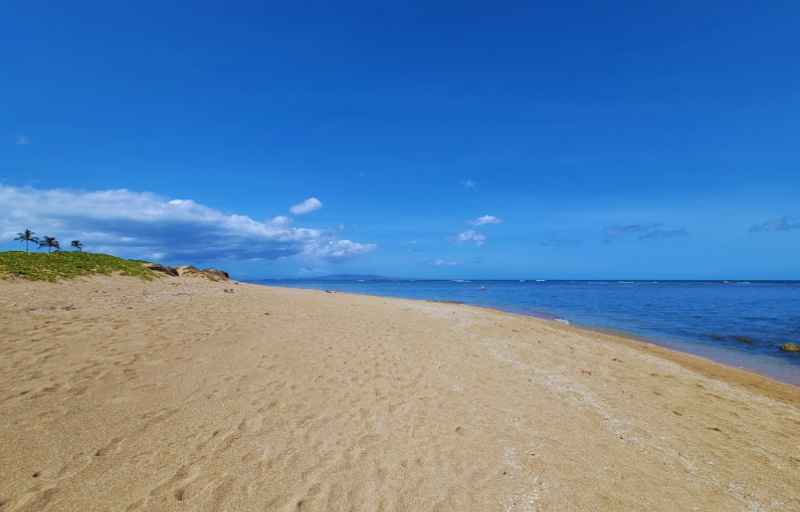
[14,230,38,243]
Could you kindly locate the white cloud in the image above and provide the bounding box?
[289,197,323,215]
[0,186,375,263]
[429,259,458,266]
[304,240,377,263]
[460,179,476,189]
[402,240,417,252]
[449,230,486,248]
[469,215,501,226]
[269,215,292,227]
[11,134,30,146]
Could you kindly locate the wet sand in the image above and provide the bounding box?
[1,275,799,511]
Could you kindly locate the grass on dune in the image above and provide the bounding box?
[0,251,158,282]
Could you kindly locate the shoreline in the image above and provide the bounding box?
[257,282,800,391]
[337,287,800,403]
[2,275,800,510]
[495,305,800,390]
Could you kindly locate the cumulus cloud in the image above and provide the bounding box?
[541,231,582,248]
[449,230,486,247]
[469,215,501,226]
[749,216,800,233]
[0,186,375,263]
[460,179,476,189]
[269,215,292,227]
[289,197,323,215]
[603,222,687,242]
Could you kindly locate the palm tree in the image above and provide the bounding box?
[38,236,60,253]
[14,229,39,252]
[71,240,84,252]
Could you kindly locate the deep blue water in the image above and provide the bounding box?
[247,279,800,387]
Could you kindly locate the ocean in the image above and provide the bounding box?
[247,279,800,386]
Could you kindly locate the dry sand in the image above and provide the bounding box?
[1,275,799,511]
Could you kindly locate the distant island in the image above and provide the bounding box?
[304,274,393,281]
[251,274,397,281]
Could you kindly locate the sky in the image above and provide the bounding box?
[1,1,799,279]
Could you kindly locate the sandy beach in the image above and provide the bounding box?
[1,275,799,511]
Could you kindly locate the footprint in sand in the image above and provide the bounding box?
[238,415,264,434]
[95,437,123,457]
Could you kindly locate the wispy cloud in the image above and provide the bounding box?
[449,229,486,248]
[401,240,417,246]
[289,197,323,215]
[541,230,582,248]
[429,259,458,266]
[10,134,30,146]
[303,240,377,263]
[298,267,323,276]
[469,215,501,226]
[749,216,800,233]
[603,222,688,242]
[641,228,689,240]
[0,186,374,263]
[603,223,659,242]
[460,179,476,189]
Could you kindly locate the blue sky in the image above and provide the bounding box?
[2,1,799,279]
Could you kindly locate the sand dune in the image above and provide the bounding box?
[1,275,799,511]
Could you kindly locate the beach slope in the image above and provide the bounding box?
[1,276,798,511]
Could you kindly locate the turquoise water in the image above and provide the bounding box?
[248,279,800,386]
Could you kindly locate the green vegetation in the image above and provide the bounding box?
[4,231,230,282]
[0,251,158,282]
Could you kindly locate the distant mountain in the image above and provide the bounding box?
[313,274,393,280]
